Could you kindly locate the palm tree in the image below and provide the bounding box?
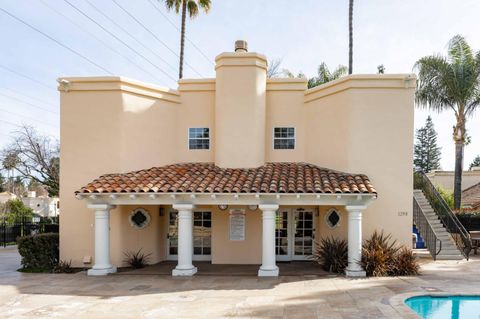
[308,63,348,88]
[161,0,211,79]
[348,0,354,74]
[415,35,480,209]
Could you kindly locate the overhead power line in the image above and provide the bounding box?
[110,0,203,77]
[84,0,177,73]
[0,64,54,90]
[0,92,59,115]
[62,0,177,82]
[38,0,166,82]
[1,87,56,107]
[0,105,59,129]
[0,7,113,75]
[146,0,214,66]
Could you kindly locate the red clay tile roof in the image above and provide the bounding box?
[76,162,377,195]
[462,182,480,209]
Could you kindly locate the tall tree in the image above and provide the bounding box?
[415,35,480,209]
[348,0,354,74]
[308,63,348,88]
[470,155,480,170]
[1,126,59,196]
[414,116,442,173]
[0,172,5,192]
[161,0,211,79]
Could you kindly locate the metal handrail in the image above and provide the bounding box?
[413,196,441,260]
[414,171,472,259]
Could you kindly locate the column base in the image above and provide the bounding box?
[87,266,117,276]
[258,266,279,277]
[345,268,366,278]
[172,266,197,276]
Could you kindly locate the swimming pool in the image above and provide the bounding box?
[405,295,480,319]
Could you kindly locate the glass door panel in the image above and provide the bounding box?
[276,210,290,260]
[167,210,212,261]
[293,209,314,260]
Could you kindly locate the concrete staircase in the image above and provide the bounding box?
[413,190,464,260]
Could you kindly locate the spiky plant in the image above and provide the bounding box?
[123,249,152,269]
[392,247,420,276]
[312,237,348,273]
[361,230,399,277]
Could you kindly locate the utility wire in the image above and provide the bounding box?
[62,0,176,82]
[0,87,56,107]
[38,0,165,83]
[146,0,213,66]
[0,64,54,90]
[0,92,59,115]
[111,0,203,77]
[0,105,59,129]
[0,118,58,140]
[0,7,113,75]
[84,0,177,73]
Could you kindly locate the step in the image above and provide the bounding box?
[436,255,464,260]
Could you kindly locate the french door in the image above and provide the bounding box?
[276,208,315,261]
[167,210,212,261]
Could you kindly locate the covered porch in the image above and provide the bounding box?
[75,163,377,278]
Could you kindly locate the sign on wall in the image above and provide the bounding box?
[229,209,246,241]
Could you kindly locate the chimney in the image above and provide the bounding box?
[214,41,267,168]
[234,40,248,53]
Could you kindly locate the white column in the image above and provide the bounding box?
[258,204,279,277]
[172,204,197,276]
[87,204,116,276]
[345,205,367,277]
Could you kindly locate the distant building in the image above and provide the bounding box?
[0,191,17,204]
[426,168,480,192]
[22,191,59,218]
[462,183,480,210]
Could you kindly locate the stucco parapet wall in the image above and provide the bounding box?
[266,78,308,91]
[304,74,417,103]
[57,76,180,103]
[178,78,216,92]
[215,52,268,70]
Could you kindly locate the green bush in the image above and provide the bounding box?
[437,186,454,209]
[17,233,59,272]
[312,237,348,273]
[361,230,420,277]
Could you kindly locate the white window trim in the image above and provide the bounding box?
[188,127,210,150]
[272,127,296,150]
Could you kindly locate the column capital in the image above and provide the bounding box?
[87,203,116,211]
[345,205,367,212]
[172,203,195,211]
[259,204,279,211]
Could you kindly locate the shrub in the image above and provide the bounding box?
[392,247,420,276]
[53,260,74,273]
[123,249,151,269]
[361,230,399,277]
[312,237,348,273]
[437,186,454,209]
[17,233,59,272]
[361,230,420,277]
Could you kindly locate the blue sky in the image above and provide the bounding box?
[0,0,479,170]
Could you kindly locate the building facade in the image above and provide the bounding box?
[59,41,416,277]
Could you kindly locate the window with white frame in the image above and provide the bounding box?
[189,128,210,150]
[273,127,295,150]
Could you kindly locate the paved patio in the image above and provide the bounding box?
[1,247,480,319]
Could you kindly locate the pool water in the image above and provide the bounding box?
[406,296,480,319]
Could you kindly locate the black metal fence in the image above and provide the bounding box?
[1,217,59,247]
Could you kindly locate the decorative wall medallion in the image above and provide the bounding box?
[129,208,151,229]
[218,204,228,211]
[325,208,340,229]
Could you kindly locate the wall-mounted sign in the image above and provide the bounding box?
[229,209,245,241]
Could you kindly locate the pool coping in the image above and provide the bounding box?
[390,291,480,318]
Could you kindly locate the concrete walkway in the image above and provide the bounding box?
[1,247,480,318]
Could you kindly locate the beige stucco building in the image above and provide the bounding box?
[59,41,416,277]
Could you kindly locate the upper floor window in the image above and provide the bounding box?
[273,127,295,150]
[189,128,210,150]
